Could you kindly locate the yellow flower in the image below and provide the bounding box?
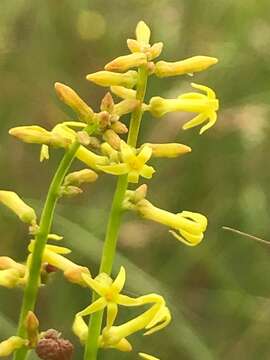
[149,83,219,134]
[97,141,155,183]
[73,266,171,352]
[27,240,90,286]
[136,199,208,246]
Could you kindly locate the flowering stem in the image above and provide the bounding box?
[84,66,148,360]
[13,124,97,360]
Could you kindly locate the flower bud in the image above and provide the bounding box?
[0,257,25,274]
[64,169,98,186]
[155,56,218,78]
[98,111,111,130]
[64,266,90,287]
[54,82,94,123]
[100,92,114,113]
[105,53,147,72]
[127,39,143,53]
[142,143,191,158]
[76,130,91,146]
[110,86,136,100]
[136,21,151,45]
[9,126,70,148]
[25,311,39,348]
[59,186,83,197]
[111,121,128,134]
[146,42,163,61]
[103,129,121,150]
[0,336,27,357]
[0,268,21,288]
[86,70,138,88]
[113,99,139,117]
[0,191,37,224]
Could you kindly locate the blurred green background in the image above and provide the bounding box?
[1,0,270,359]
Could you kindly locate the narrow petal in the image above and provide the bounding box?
[191,82,216,99]
[169,230,203,246]
[81,273,108,296]
[120,141,135,163]
[97,163,129,176]
[77,297,106,317]
[140,165,155,179]
[199,112,217,134]
[182,113,208,130]
[137,146,152,163]
[45,244,71,254]
[128,170,140,183]
[112,266,126,292]
[106,302,118,328]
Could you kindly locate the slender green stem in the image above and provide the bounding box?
[13,124,96,360]
[84,66,148,360]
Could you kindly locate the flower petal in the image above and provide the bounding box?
[106,302,118,328]
[112,266,126,292]
[97,163,129,176]
[77,297,106,317]
[81,273,108,296]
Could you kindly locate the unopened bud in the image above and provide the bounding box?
[110,86,136,100]
[0,191,37,224]
[142,143,191,158]
[59,186,83,197]
[86,70,138,88]
[100,92,114,113]
[88,136,101,149]
[54,82,94,123]
[9,126,70,148]
[0,268,21,288]
[146,42,163,60]
[64,169,98,186]
[155,56,218,78]
[25,311,39,348]
[136,21,151,45]
[127,39,143,53]
[0,336,27,357]
[105,53,147,72]
[103,129,121,150]
[98,111,111,130]
[134,184,148,203]
[111,121,128,134]
[76,131,91,146]
[0,257,25,274]
[64,266,90,286]
[113,99,139,117]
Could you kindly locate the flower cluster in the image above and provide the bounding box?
[0,20,219,360]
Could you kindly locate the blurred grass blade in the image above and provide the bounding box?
[0,312,16,336]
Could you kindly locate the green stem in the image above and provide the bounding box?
[84,66,148,360]
[13,124,96,360]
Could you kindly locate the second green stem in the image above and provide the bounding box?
[84,66,149,360]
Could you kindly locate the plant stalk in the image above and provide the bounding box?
[84,65,148,360]
[13,124,96,360]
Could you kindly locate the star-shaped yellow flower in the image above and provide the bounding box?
[97,141,155,183]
